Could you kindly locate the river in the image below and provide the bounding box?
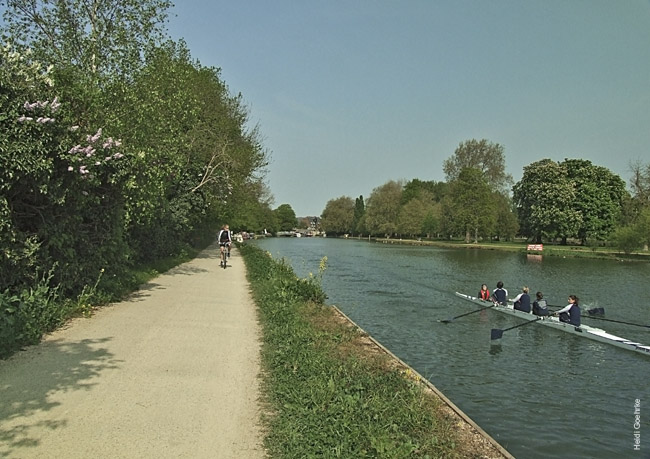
[252,237,649,458]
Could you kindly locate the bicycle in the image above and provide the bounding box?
[220,243,228,269]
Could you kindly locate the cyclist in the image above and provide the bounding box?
[217,224,232,266]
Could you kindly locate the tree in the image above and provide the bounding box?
[398,191,437,238]
[364,181,403,237]
[274,204,297,231]
[629,160,650,208]
[443,139,513,194]
[561,159,627,244]
[353,195,365,235]
[513,159,582,244]
[442,169,496,243]
[320,196,355,235]
[493,193,519,241]
[1,0,173,80]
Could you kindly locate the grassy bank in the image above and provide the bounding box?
[239,243,484,458]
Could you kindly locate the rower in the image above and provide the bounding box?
[552,295,581,326]
[491,281,508,305]
[511,287,531,313]
[532,291,549,316]
[478,283,490,301]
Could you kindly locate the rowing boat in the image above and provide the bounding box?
[454,292,650,357]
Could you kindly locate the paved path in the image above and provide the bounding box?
[0,245,264,458]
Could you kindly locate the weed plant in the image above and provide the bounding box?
[240,244,460,458]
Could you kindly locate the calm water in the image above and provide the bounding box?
[253,237,650,459]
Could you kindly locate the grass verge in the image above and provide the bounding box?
[239,243,468,458]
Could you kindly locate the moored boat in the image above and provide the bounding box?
[454,292,650,357]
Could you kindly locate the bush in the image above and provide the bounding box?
[0,270,64,358]
[611,225,643,254]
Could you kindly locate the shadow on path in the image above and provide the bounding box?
[0,337,119,454]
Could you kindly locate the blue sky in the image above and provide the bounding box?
[3,1,649,217]
[165,1,650,216]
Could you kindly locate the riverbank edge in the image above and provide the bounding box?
[330,305,515,459]
[340,236,650,262]
[240,243,514,458]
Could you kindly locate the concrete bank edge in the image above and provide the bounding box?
[331,305,515,459]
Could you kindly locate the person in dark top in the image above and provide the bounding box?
[554,295,581,326]
[217,224,232,265]
[532,291,549,316]
[491,281,508,305]
[478,284,490,300]
[511,287,531,313]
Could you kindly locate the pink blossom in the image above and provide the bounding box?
[69,125,80,131]
[67,166,74,171]
[79,166,89,174]
[112,153,124,159]
[51,97,61,112]
[88,128,102,143]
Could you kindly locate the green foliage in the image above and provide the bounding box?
[0,269,63,358]
[513,159,582,243]
[365,180,403,236]
[2,0,173,80]
[239,244,458,458]
[609,226,643,254]
[1,1,273,355]
[353,195,366,234]
[443,139,513,194]
[320,196,355,235]
[513,159,627,244]
[274,203,298,231]
[441,168,497,243]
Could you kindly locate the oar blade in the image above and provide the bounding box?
[490,328,504,340]
[587,307,605,315]
[439,318,453,324]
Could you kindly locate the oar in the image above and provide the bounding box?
[491,317,543,340]
[549,304,605,315]
[440,303,496,323]
[574,315,650,329]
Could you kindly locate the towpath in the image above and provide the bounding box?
[0,245,264,458]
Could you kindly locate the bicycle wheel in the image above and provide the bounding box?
[222,248,227,268]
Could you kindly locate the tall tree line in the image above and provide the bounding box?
[321,138,647,251]
[1,1,271,298]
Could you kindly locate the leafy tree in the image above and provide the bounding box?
[364,181,403,237]
[421,207,441,239]
[493,193,519,241]
[401,179,441,204]
[442,169,496,243]
[353,195,365,235]
[320,196,355,235]
[398,191,437,238]
[1,0,172,81]
[274,204,297,231]
[443,139,513,194]
[561,159,627,244]
[513,159,582,244]
[610,225,643,254]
